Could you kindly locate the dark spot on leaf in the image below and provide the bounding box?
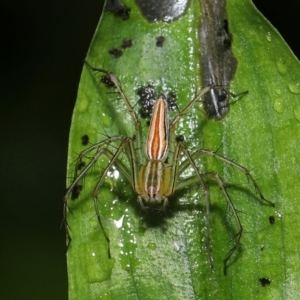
[108,48,123,58]
[166,92,178,111]
[81,134,89,146]
[105,0,131,20]
[101,74,115,87]
[71,184,83,200]
[121,39,133,48]
[138,84,156,119]
[156,36,165,47]
[259,278,271,287]
[176,135,184,142]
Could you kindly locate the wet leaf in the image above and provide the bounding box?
[65,0,300,299]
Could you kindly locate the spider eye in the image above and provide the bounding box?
[147,185,158,197]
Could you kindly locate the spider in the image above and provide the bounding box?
[64,62,274,274]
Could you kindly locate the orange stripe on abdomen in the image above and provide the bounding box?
[146,95,169,160]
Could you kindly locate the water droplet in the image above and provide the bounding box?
[293,106,300,121]
[273,98,285,113]
[101,112,113,128]
[275,56,287,75]
[114,215,124,229]
[147,242,157,250]
[113,170,120,179]
[266,32,272,42]
[288,82,300,94]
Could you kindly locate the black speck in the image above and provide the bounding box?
[269,215,275,224]
[137,85,177,119]
[77,161,86,171]
[109,48,123,58]
[138,85,156,99]
[71,184,83,200]
[138,85,156,119]
[117,6,131,20]
[167,92,178,111]
[121,39,132,48]
[81,134,89,146]
[156,36,165,47]
[176,135,185,142]
[259,277,271,287]
[105,0,131,20]
[101,74,115,88]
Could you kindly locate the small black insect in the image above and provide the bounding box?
[81,134,89,146]
[138,85,157,119]
[269,215,275,224]
[121,39,133,48]
[84,60,116,88]
[100,74,115,88]
[166,92,178,112]
[71,184,83,200]
[137,85,177,120]
[105,0,131,20]
[259,277,271,287]
[156,36,165,47]
[108,48,123,58]
[176,135,185,142]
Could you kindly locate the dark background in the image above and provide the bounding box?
[0,1,299,299]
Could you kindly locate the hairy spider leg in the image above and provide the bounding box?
[65,63,274,274]
[171,143,275,274]
[64,136,135,257]
[64,64,146,256]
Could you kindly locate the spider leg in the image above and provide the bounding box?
[64,136,133,257]
[169,141,213,269]
[173,142,274,273]
[84,62,143,162]
[207,172,243,275]
[193,149,275,207]
[65,136,127,199]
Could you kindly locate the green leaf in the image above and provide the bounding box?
[65,0,300,299]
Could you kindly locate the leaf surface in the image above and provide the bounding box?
[65,0,300,299]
